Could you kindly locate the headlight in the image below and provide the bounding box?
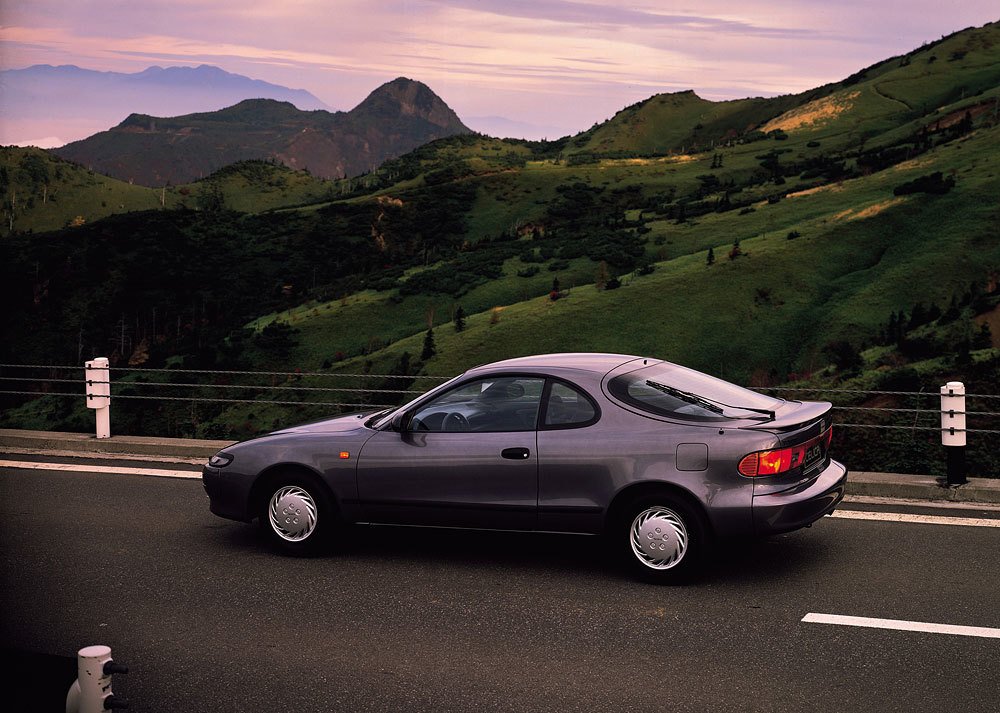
[208,452,234,468]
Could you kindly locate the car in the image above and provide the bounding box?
[203,353,847,583]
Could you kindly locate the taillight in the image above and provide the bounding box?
[739,427,832,477]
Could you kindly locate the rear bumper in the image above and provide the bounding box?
[202,466,254,522]
[752,459,847,535]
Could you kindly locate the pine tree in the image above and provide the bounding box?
[421,327,436,360]
[706,247,715,266]
[453,306,466,333]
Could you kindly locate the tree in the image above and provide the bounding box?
[552,277,560,293]
[972,323,993,350]
[706,247,715,266]
[728,238,742,260]
[421,327,436,360]
[254,321,298,361]
[595,261,609,290]
[453,305,466,332]
[823,340,863,374]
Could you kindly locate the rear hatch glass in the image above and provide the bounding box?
[606,363,782,422]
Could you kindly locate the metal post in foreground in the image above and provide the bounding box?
[65,645,129,712]
[940,381,968,486]
[84,357,111,439]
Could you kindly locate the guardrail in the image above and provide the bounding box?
[3,362,998,429]
[2,360,998,481]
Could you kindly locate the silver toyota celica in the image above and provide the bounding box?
[203,353,847,583]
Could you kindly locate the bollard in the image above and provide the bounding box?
[65,645,129,713]
[84,358,111,439]
[940,381,968,486]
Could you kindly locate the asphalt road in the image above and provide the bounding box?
[2,462,999,712]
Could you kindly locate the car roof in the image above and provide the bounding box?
[466,352,652,376]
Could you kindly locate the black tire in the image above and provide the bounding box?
[258,473,338,556]
[614,493,706,584]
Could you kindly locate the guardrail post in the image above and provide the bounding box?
[940,381,967,485]
[65,645,129,712]
[84,358,111,439]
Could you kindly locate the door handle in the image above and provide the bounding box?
[501,447,531,460]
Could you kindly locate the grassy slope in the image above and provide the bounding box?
[243,116,997,391]
[422,131,999,382]
[0,147,163,233]
[188,162,338,213]
[1,150,339,234]
[242,21,1000,389]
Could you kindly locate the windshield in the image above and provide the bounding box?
[607,363,781,422]
[369,373,466,429]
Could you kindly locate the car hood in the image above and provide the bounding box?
[269,411,379,435]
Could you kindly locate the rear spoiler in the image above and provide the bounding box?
[739,401,832,432]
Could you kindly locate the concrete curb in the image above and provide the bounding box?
[846,471,1000,504]
[0,429,234,459]
[2,429,999,504]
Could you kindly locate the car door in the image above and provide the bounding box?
[356,375,544,530]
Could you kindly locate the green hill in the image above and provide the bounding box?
[0,150,348,235]
[0,147,164,233]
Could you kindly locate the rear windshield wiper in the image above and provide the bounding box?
[645,380,775,420]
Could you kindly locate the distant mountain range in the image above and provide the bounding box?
[53,77,472,185]
[464,116,573,141]
[0,64,331,148]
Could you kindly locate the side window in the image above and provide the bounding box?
[543,381,598,428]
[410,376,545,432]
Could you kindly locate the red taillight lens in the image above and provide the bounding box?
[740,447,792,476]
[737,452,759,477]
[758,447,792,474]
[739,428,831,477]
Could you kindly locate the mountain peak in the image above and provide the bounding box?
[357,77,470,132]
[55,77,472,183]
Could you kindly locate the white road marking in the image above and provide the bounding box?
[829,510,1000,528]
[0,460,200,479]
[843,494,1000,512]
[802,613,1000,639]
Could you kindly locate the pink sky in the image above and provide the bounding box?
[2,1,998,138]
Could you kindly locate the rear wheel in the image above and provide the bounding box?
[616,494,706,584]
[259,474,337,555]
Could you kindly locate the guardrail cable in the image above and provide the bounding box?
[109,394,394,408]
[105,366,450,380]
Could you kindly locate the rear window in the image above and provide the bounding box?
[607,363,781,422]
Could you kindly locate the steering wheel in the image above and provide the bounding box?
[443,412,470,432]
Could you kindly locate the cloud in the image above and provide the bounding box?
[423,0,815,38]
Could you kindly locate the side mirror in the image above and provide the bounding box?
[390,412,410,432]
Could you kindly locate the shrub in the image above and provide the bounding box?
[894,171,954,196]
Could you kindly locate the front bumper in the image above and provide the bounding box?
[752,459,847,535]
[202,466,254,522]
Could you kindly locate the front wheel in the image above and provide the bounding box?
[260,475,337,555]
[616,494,706,584]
